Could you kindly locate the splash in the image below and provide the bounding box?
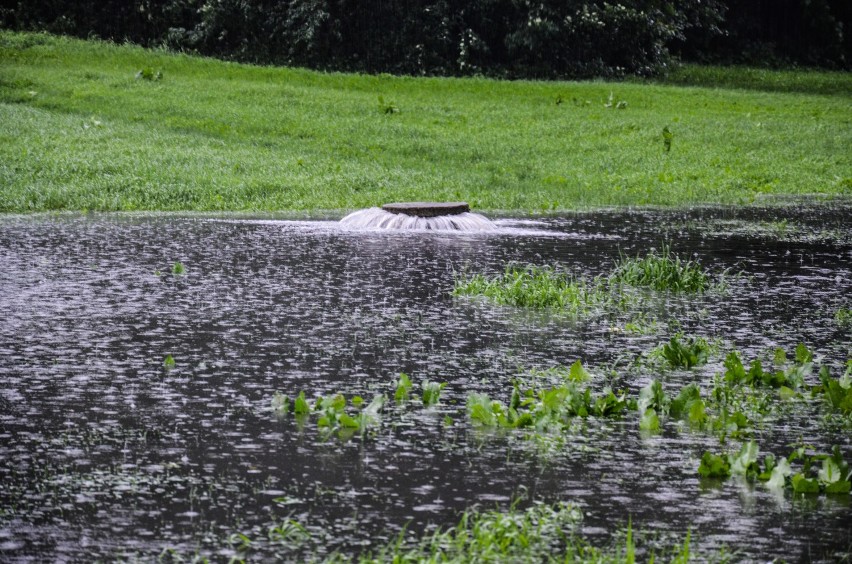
[340,202,496,231]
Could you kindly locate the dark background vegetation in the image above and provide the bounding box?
[1,0,849,78]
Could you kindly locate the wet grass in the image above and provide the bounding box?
[453,248,716,314]
[452,265,615,314]
[1,31,851,212]
[610,246,711,293]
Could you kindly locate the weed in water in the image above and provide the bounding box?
[421,380,446,407]
[171,261,185,275]
[610,245,710,293]
[163,354,175,369]
[661,334,711,368]
[394,373,412,402]
[453,264,613,315]
[836,307,852,328]
[699,442,851,496]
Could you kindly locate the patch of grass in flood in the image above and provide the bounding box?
[452,264,620,315]
[610,245,711,293]
[158,501,709,563]
[358,503,701,563]
[454,248,720,315]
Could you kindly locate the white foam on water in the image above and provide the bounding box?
[339,207,497,231]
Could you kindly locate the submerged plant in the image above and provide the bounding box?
[661,334,711,368]
[836,307,852,328]
[698,442,852,495]
[817,361,852,417]
[467,368,630,433]
[723,344,812,390]
[272,390,385,440]
[171,261,185,275]
[610,245,710,293]
[421,380,446,407]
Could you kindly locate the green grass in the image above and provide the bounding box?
[610,246,711,293]
[453,265,611,314]
[1,31,851,213]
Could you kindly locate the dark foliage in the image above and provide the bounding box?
[1,0,848,75]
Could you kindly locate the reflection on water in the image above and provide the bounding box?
[0,205,850,561]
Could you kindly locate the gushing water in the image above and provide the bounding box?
[340,207,497,231]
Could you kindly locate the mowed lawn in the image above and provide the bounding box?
[1,31,850,213]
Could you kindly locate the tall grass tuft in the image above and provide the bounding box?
[453,264,610,315]
[610,245,709,293]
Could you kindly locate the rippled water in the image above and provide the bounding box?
[0,205,850,561]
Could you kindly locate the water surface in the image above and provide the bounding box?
[0,205,850,561]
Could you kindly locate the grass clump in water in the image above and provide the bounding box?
[610,246,710,293]
[453,265,610,315]
[359,502,696,563]
[660,334,711,368]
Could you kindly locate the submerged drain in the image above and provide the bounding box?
[340,201,496,231]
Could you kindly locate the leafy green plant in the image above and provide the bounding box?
[723,345,812,390]
[135,67,162,81]
[662,126,673,152]
[163,354,175,369]
[817,362,852,415]
[698,451,730,479]
[699,443,851,495]
[661,335,710,368]
[377,95,398,114]
[421,380,446,407]
[171,261,185,275]
[394,373,412,402]
[467,377,631,433]
[610,245,710,293]
[836,307,852,328]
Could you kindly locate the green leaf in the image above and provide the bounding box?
[698,452,730,479]
[724,352,746,385]
[351,395,364,407]
[839,361,852,390]
[819,456,845,486]
[766,458,792,489]
[794,343,813,364]
[825,480,851,494]
[163,354,175,369]
[338,413,360,429]
[294,391,310,415]
[421,380,446,406]
[568,359,591,382]
[791,473,820,494]
[729,441,759,478]
[778,386,796,401]
[773,347,787,367]
[639,408,660,432]
[394,373,412,402]
[638,380,668,415]
[687,399,707,427]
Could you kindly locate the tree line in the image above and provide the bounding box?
[2,0,849,77]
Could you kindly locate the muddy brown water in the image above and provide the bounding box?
[0,204,850,561]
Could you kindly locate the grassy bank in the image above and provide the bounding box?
[1,31,850,213]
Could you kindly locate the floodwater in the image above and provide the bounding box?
[0,204,850,561]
